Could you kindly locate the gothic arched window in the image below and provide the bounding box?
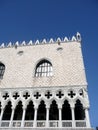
[62,100,72,120]
[35,59,53,77]
[49,100,59,120]
[2,101,12,120]
[37,100,46,120]
[0,63,5,79]
[13,101,23,120]
[74,99,85,120]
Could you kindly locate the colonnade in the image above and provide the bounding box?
[0,100,90,128]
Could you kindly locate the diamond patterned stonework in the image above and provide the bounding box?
[0,33,93,130]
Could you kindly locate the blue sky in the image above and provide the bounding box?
[0,0,98,128]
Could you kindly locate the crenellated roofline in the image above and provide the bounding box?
[0,32,81,49]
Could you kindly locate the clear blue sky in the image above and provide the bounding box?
[0,0,98,128]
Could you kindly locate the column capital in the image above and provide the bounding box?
[46,106,50,109]
[12,107,15,110]
[23,107,27,110]
[11,106,15,110]
[46,104,50,109]
[70,104,75,109]
[58,106,62,109]
[58,103,62,109]
[34,106,38,110]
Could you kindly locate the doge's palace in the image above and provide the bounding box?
[0,32,93,130]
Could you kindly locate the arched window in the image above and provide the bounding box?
[0,63,5,79]
[35,59,53,77]
[62,100,72,120]
[37,100,46,120]
[74,100,85,120]
[13,101,23,120]
[25,101,34,120]
[49,100,59,120]
[2,101,12,120]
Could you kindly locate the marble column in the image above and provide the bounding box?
[0,108,4,127]
[21,107,26,127]
[71,107,75,127]
[59,107,62,127]
[85,108,91,128]
[9,107,15,127]
[33,108,38,127]
[46,107,49,127]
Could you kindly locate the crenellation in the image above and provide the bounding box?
[42,39,47,44]
[0,43,5,48]
[0,32,82,49]
[28,40,33,45]
[49,38,54,43]
[7,42,12,47]
[21,41,26,46]
[71,36,77,41]
[15,41,19,48]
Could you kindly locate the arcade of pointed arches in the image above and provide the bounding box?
[0,59,91,128]
[0,88,90,128]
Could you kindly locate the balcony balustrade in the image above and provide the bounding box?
[0,120,86,128]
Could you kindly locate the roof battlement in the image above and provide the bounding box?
[0,31,87,88]
[0,32,81,49]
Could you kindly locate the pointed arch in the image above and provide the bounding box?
[13,101,23,120]
[25,100,34,120]
[49,100,59,120]
[62,100,72,120]
[37,100,46,120]
[50,97,59,105]
[2,101,12,120]
[13,98,22,108]
[74,99,85,120]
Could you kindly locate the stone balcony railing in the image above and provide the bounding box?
[0,120,87,128]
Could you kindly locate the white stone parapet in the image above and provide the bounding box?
[0,32,81,49]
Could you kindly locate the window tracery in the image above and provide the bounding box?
[56,91,64,99]
[35,60,53,77]
[23,92,30,99]
[68,90,76,98]
[3,93,9,100]
[45,91,52,99]
[13,92,19,100]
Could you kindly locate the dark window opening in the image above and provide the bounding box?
[37,100,46,120]
[13,101,23,120]
[75,100,85,120]
[2,101,12,120]
[49,100,59,120]
[62,100,72,120]
[25,101,34,120]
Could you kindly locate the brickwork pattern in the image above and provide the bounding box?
[0,42,87,88]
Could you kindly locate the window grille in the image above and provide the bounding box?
[0,63,5,79]
[35,60,53,77]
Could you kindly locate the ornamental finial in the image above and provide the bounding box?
[76,32,81,42]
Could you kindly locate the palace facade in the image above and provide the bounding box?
[0,33,93,130]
